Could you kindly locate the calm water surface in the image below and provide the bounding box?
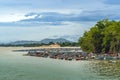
[0,47,120,80]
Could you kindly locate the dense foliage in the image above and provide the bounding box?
[78,19,120,54]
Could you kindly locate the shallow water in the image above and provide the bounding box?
[0,47,120,80]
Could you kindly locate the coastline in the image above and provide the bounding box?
[12,47,120,61]
[0,47,119,62]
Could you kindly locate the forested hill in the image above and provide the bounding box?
[78,19,120,54]
[0,38,79,47]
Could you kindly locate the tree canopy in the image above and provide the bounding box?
[78,19,120,54]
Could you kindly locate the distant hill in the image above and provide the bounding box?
[40,38,71,44]
[5,38,71,45]
[9,40,40,45]
[0,38,79,47]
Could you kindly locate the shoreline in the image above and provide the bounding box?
[13,47,120,61]
[0,47,119,61]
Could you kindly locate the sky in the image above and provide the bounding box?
[0,0,120,42]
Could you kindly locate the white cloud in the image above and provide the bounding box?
[0,0,119,42]
[0,12,38,22]
[0,22,93,42]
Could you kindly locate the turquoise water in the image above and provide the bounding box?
[0,47,120,80]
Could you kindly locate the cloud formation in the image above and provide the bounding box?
[1,9,120,27]
[0,0,120,42]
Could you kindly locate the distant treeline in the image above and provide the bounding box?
[0,42,79,47]
[78,19,120,54]
[59,42,79,47]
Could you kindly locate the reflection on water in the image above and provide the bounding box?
[90,60,120,80]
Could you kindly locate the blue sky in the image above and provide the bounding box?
[0,0,120,42]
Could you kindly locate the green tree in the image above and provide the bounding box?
[78,19,120,54]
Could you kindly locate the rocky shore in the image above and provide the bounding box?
[14,47,120,61]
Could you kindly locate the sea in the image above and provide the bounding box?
[0,47,120,80]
